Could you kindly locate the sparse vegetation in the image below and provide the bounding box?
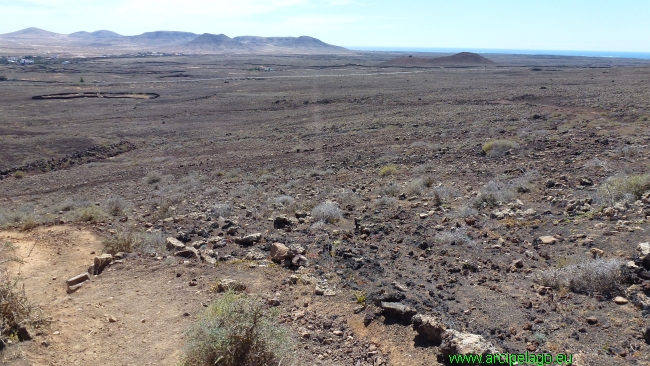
[482,139,519,157]
[13,171,25,179]
[179,290,293,366]
[0,75,7,81]
[599,174,650,204]
[471,179,517,208]
[311,200,341,224]
[537,258,623,297]
[105,196,126,216]
[0,242,46,342]
[379,164,397,176]
[75,205,107,223]
[211,203,232,218]
[145,171,162,184]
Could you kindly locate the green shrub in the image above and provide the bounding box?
[180,290,293,366]
[482,139,519,157]
[379,164,397,177]
[600,174,650,204]
[13,171,25,179]
[102,228,136,254]
[75,205,106,223]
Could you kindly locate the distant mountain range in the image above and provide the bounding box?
[0,27,348,54]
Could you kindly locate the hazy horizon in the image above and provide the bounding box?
[1,0,649,53]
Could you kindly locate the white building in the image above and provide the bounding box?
[20,59,34,65]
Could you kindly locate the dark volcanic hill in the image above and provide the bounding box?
[70,30,123,39]
[183,33,246,51]
[0,28,347,54]
[127,31,199,45]
[381,52,495,67]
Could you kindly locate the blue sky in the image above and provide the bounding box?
[2,0,649,52]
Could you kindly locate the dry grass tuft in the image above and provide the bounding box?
[179,290,294,366]
[536,258,623,297]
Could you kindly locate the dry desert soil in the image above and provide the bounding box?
[1,52,650,365]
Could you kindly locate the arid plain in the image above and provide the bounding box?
[2,51,650,365]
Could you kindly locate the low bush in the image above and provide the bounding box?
[402,178,425,196]
[378,182,400,197]
[379,164,397,177]
[311,201,342,224]
[13,171,25,179]
[145,171,162,184]
[482,139,519,157]
[536,258,623,297]
[102,227,137,255]
[599,174,650,205]
[75,205,106,223]
[471,180,517,209]
[179,290,293,366]
[0,75,7,81]
[106,196,126,216]
[211,203,232,218]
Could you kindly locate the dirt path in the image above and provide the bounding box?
[0,226,212,365]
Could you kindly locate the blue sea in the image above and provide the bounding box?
[346,47,650,60]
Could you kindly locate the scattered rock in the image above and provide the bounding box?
[644,327,650,344]
[108,315,117,323]
[234,233,262,246]
[411,314,446,343]
[292,254,309,267]
[536,236,557,245]
[66,272,90,294]
[166,237,186,251]
[379,302,417,320]
[586,316,598,325]
[215,278,246,292]
[92,254,113,275]
[17,326,32,341]
[270,242,290,262]
[174,247,199,258]
[613,296,628,305]
[274,215,297,229]
[590,248,605,258]
[440,329,501,357]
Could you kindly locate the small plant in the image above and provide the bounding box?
[537,258,623,297]
[599,174,650,205]
[379,164,397,177]
[79,77,84,83]
[105,196,126,216]
[75,205,106,223]
[13,171,25,179]
[0,242,46,342]
[179,290,293,366]
[353,291,367,306]
[471,180,517,209]
[211,203,232,218]
[145,171,162,184]
[102,227,136,255]
[311,201,342,224]
[274,195,295,206]
[378,181,400,197]
[403,178,425,196]
[0,75,7,81]
[482,139,519,157]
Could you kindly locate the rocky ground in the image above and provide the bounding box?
[1,53,650,365]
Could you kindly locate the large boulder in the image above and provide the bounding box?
[411,314,446,343]
[440,330,501,358]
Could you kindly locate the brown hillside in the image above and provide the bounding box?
[381,52,495,67]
